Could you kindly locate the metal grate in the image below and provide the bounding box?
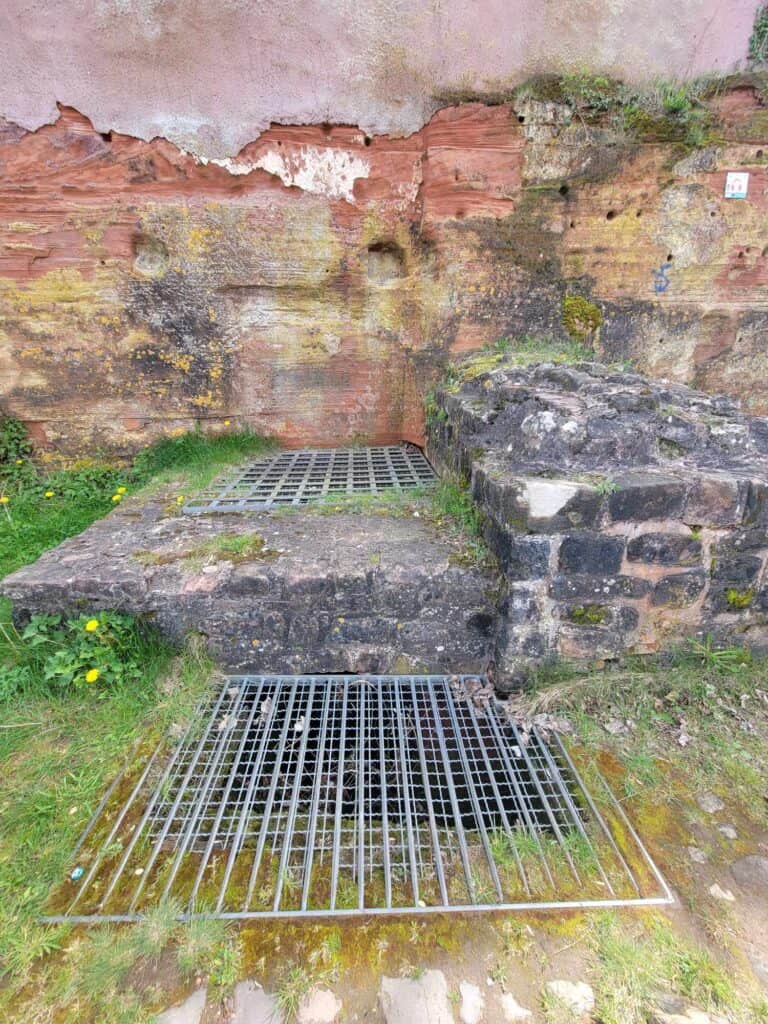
[46,676,672,923]
[182,445,436,514]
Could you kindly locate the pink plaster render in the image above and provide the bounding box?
[0,0,759,159]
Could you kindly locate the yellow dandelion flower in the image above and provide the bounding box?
[15,459,23,465]
[176,495,185,504]
[44,490,54,498]
[223,419,231,426]
[111,494,122,502]
[0,496,8,505]
[84,619,99,632]
[85,668,100,684]
[116,486,127,494]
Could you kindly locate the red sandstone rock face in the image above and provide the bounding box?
[1,96,767,455]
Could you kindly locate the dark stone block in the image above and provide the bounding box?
[745,482,768,527]
[713,529,768,555]
[608,473,686,521]
[707,584,757,615]
[684,475,745,527]
[626,532,701,566]
[558,533,624,574]
[483,519,551,579]
[710,554,763,584]
[549,573,651,600]
[652,571,707,608]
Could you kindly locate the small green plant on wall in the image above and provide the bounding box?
[562,295,602,345]
[750,3,768,62]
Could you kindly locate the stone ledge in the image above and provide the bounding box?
[0,501,501,676]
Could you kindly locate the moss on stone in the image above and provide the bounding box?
[726,588,755,610]
[562,295,602,343]
[568,604,608,626]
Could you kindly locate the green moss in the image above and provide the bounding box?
[514,71,724,151]
[562,295,602,343]
[726,588,755,610]
[568,604,608,626]
[750,3,768,62]
[137,532,280,567]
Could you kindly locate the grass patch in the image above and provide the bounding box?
[137,531,281,568]
[0,464,125,580]
[0,638,215,1019]
[131,425,274,492]
[0,421,274,581]
[511,640,768,817]
[305,485,431,516]
[429,477,491,567]
[591,913,736,1023]
[514,72,723,149]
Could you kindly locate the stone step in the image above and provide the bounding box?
[1,497,499,676]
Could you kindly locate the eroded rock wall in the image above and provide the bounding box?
[1,88,768,455]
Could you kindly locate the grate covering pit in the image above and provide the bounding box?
[47,676,672,922]
[183,445,436,514]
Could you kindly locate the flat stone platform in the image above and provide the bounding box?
[1,497,500,675]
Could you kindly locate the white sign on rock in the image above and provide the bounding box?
[724,171,749,199]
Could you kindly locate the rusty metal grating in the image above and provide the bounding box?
[45,676,672,923]
[182,445,436,514]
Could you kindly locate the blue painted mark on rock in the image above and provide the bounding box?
[652,262,672,293]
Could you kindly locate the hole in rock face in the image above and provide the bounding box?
[606,210,616,220]
[132,233,169,277]
[559,184,569,196]
[517,114,525,123]
[757,149,764,158]
[364,135,372,147]
[366,240,406,283]
[99,131,112,143]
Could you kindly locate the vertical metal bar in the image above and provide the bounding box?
[394,680,420,906]
[507,721,581,886]
[301,680,333,910]
[441,684,504,902]
[330,681,349,910]
[591,765,673,902]
[157,683,251,906]
[273,681,316,911]
[484,704,556,889]
[215,679,280,912]
[424,682,476,903]
[101,682,231,911]
[536,735,615,896]
[356,683,366,909]
[244,679,301,908]
[377,683,392,910]
[408,678,450,906]
[458,696,531,896]
[553,736,641,895]
[189,680,264,907]
[67,738,165,913]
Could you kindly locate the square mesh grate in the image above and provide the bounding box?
[182,445,436,514]
[50,676,671,922]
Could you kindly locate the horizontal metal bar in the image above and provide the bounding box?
[42,894,675,926]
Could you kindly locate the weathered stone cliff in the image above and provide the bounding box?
[1,83,768,455]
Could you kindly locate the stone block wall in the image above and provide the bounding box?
[428,361,768,676]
